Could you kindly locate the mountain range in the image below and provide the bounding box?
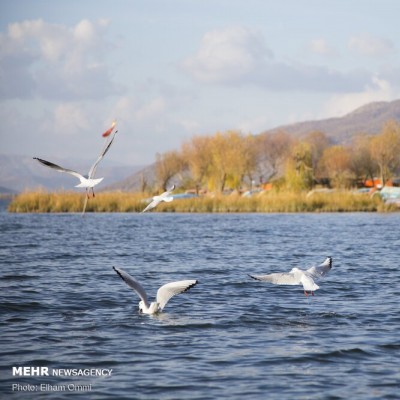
[1,99,400,193]
[264,99,400,142]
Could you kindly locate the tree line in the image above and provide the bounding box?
[152,120,400,193]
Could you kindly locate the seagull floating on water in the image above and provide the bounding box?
[33,130,117,214]
[142,184,175,212]
[113,266,198,314]
[249,257,332,296]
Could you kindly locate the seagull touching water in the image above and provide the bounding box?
[113,266,198,314]
[249,257,332,296]
[33,130,117,214]
[142,184,175,212]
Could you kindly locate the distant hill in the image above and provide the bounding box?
[103,164,157,192]
[263,99,400,143]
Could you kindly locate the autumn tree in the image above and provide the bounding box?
[198,131,258,192]
[255,130,293,182]
[206,131,237,192]
[350,134,376,184]
[181,135,212,194]
[155,150,185,191]
[230,133,258,189]
[370,120,400,185]
[284,141,314,191]
[303,131,332,179]
[319,145,354,188]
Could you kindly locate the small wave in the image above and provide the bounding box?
[0,274,38,281]
[1,301,48,312]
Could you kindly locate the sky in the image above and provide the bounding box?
[1,0,400,166]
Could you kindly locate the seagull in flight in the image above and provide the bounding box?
[142,184,175,212]
[33,130,117,214]
[249,257,332,296]
[113,266,198,315]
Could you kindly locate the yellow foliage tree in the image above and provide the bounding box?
[370,120,400,185]
[182,135,212,194]
[285,142,314,191]
[319,145,354,188]
[155,150,185,191]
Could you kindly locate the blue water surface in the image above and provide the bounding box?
[0,212,399,399]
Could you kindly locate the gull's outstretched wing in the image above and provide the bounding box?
[306,257,332,280]
[160,184,175,198]
[156,280,198,311]
[81,195,89,216]
[142,199,158,213]
[299,274,319,292]
[33,158,84,181]
[88,130,118,179]
[113,266,149,308]
[249,272,301,285]
[250,270,319,292]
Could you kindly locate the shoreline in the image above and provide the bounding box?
[6,190,399,213]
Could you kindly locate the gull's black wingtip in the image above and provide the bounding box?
[113,266,123,280]
[185,280,199,292]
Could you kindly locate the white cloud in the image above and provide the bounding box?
[183,26,272,83]
[309,38,337,56]
[52,103,91,135]
[134,98,166,121]
[348,34,394,57]
[183,26,373,93]
[0,18,122,101]
[323,76,399,117]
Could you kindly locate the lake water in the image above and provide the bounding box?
[1,212,399,399]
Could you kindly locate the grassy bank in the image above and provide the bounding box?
[7,190,398,213]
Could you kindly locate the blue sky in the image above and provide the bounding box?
[1,0,400,166]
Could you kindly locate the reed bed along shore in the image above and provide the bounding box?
[7,190,398,213]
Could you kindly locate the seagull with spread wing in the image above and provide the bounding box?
[142,184,175,213]
[33,130,117,214]
[249,257,332,296]
[113,266,198,314]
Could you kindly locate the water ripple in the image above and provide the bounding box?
[1,213,400,399]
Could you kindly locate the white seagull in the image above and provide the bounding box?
[33,130,117,214]
[249,257,332,296]
[113,266,198,314]
[142,184,175,212]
